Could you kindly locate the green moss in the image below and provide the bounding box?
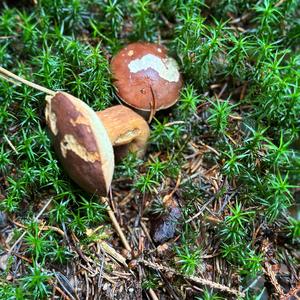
[0,0,299,298]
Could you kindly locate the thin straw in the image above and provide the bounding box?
[0,73,22,86]
[0,66,56,96]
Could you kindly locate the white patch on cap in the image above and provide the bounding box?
[128,54,180,82]
[128,50,134,56]
[45,95,58,136]
[60,134,100,162]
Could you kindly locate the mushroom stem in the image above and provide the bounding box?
[96,105,150,160]
[0,66,56,96]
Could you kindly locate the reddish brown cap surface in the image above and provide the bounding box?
[111,42,183,111]
[45,92,114,196]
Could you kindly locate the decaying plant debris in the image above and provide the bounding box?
[0,0,299,299]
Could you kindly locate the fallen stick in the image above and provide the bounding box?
[0,66,55,95]
[100,197,131,251]
[7,197,54,255]
[139,259,245,297]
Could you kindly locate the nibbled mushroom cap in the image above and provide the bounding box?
[110,42,183,112]
[96,105,150,159]
[45,92,114,196]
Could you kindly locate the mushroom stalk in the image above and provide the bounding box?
[96,105,150,160]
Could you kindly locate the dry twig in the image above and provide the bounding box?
[7,197,54,255]
[264,262,284,296]
[139,259,245,297]
[100,197,131,251]
[148,85,157,124]
[0,66,55,95]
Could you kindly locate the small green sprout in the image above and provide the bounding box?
[175,245,202,275]
[207,99,233,134]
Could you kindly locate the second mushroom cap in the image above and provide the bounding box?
[111,42,183,112]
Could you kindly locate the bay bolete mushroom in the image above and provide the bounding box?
[110,42,183,113]
[45,92,115,196]
[45,95,150,194]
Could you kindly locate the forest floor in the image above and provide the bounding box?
[0,0,299,299]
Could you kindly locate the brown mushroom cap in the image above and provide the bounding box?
[96,105,150,160]
[110,42,183,112]
[45,92,114,195]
